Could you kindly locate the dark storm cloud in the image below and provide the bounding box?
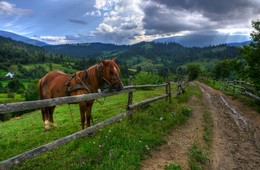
[143,0,260,35]
[151,0,259,18]
[68,19,88,25]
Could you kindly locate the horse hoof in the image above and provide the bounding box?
[44,128,50,131]
[50,123,57,128]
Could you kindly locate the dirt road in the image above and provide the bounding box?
[141,81,260,170]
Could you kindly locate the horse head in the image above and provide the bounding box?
[99,58,124,92]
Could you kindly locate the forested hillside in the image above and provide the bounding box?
[115,42,240,73]
[44,43,128,58]
[0,34,241,78]
[43,41,240,72]
[0,36,44,65]
[0,36,83,77]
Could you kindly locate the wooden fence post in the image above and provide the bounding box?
[168,78,172,103]
[233,80,236,93]
[165,76,169,101]
[127,76,133,118]
[176,78,180,97]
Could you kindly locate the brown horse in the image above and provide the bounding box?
[38,59,124,130]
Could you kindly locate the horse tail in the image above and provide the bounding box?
[38,78,43,100]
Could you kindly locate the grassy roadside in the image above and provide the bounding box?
[187,110,214,170]
[1,85,198,170]
[187,82,214,170]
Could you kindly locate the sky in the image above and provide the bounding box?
[0,0,259,45]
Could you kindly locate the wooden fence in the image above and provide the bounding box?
[0,77,189,170]
[205,77,260,101]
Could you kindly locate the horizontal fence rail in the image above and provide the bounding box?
[204,77,260,101]
[0,76,189,169]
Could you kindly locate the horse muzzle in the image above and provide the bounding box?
[114,83,124,92]
[110,80,124,92]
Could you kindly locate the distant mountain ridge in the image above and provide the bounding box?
[0,30,48,47]
[153,34,252,47]
[226,41,252,47]
[43,43,128,58]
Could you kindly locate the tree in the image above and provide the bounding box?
[186,64,201,81]
[239,20,260,90]
[211,60,232,79]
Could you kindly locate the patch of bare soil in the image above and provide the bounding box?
[140,81,260,170]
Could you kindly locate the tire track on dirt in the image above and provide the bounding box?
[141,82,260,170]
[196,81,260,170]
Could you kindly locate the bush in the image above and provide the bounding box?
[23,80,39,101]
[7,78,25,92]
[186,64,201,81]
[133,71,164,85]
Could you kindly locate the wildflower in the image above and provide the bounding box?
[109,149,113,158]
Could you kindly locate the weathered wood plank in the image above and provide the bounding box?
[129,94,168,110]
[245,91,260,101]
[0,89,133,114]
[124,83,167,89]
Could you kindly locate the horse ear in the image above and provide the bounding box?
[112,57,117,63]
[100,59,108,65]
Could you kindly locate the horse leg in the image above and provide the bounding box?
[42,108,50,130]
[85,101,94,128]
[79,102,86,130]
[49,106,56,128]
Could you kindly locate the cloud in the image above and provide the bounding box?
[142,0,260,36]
[33,35,69,44]
[91,0,144,44]
[85,10,101,16]
[68,19,88,25]
[87,0,259,44]
[0,1,33,15]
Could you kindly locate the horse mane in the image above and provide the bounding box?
[86,64,98,79]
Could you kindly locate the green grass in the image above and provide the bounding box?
[164,163,182,170]
[0,93,24,103]
[188,144,208,170]
[203,111,214,150]
[0,85,199,169]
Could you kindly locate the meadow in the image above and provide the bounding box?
[0,85,201,169]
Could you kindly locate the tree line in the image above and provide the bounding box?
[210,20,260,90]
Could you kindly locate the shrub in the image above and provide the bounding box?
[133,71,164,85]
[186,64,201,81]
[7,78,25,92]
[23,80,39,101]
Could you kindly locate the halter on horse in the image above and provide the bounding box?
[38,59,124,130]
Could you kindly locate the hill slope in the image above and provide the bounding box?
[0,30,48,47]
[44,43,128,58]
